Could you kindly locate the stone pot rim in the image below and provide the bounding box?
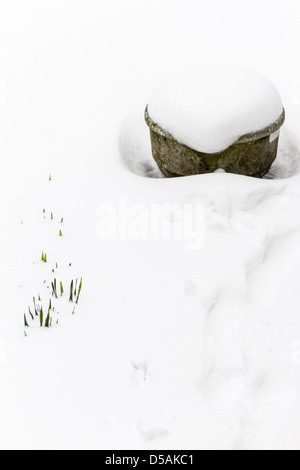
[145,106,285,154]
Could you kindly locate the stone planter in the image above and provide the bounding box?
[145,107,285,178]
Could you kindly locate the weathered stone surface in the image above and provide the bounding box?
[145,107,285,178]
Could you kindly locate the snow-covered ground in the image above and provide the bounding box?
[1,0,300,450]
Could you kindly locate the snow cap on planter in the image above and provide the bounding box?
[145,65,285,178]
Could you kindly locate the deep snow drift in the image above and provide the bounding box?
[147,65,284,153]
[1,0,300,451]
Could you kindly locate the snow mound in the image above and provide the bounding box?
[147,65,284,154]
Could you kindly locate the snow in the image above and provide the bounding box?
[1,0,300,451]
[147,65,284,154]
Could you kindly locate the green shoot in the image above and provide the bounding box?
[60,281,64,296]
[33,297,38,316]
[69,280,74,302]
[45,309,51,328]
[74,278,78,297]
[59,230,63,237]
[51,279,58,298]
[39,307,43,327]
[28,307,34,321]
[24,314,29,328]
[76,278,82,304]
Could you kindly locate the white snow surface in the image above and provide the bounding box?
[2,0,300,451]
[148,65,284,153]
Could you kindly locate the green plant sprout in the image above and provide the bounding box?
[74,278,78,297]
[24,314,29,328]
[76,278,83,304]
[41,252,47,263]
[39,307,44,327]
[33,297,38,316]
[68,278,83,304]
[28,307,34,321]
[52,279,58,298]
[44,309,51,328]
[69,280,74,302]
